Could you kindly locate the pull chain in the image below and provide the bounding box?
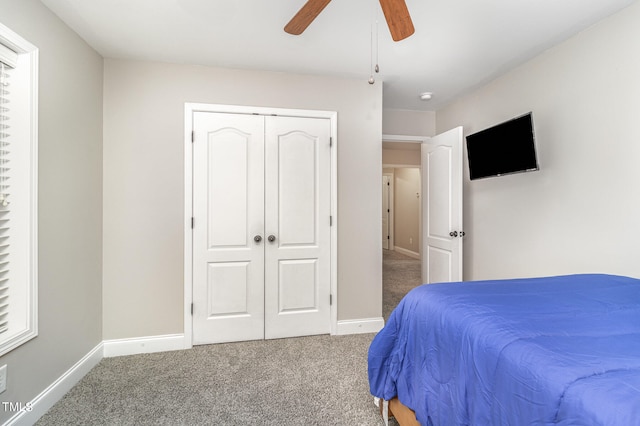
[369,0,379,84]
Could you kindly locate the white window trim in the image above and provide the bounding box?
[0,22,38,357]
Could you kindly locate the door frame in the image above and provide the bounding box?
[382,133,463,279]
[383,134,428,258]
[382,172,394,250]
[184,103,338,349]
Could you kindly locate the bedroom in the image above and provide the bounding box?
[1,0,639,424]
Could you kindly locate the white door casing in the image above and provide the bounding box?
[190,108,334,345]
[382,175,391,250]
[421,127,463,283]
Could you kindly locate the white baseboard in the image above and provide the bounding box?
[335,317,384,335]
[393,246,420,260]
[103,333,187,358]
[6,342,104,426]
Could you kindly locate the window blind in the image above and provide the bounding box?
[0,23,38,356]
[0,59,12,334]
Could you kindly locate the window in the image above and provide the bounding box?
[0,22,38,356]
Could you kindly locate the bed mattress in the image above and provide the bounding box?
[368,274,640,425]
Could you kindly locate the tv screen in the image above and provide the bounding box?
[466,112,539,180]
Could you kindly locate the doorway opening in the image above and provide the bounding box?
[382,137,424,320]
[381,129,464,320]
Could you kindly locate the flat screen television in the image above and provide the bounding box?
[466,112,539,180]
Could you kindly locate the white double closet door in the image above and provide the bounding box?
[192,112,331,345]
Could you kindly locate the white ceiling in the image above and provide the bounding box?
[40,0,634,111]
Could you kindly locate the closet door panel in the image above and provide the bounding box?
[264,116,331,339]
[192,112,265,344]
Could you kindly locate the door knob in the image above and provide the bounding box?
[268,235,276,242]
[449,231,458,237]
[254,235,262,243]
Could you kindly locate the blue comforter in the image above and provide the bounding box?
[368,274,640,425]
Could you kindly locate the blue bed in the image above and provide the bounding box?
[368,274,640,425]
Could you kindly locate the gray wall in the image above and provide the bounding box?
[437,1,640,280]
[0,0,103,422]
[103,59,383,339]
[383,109,436,136]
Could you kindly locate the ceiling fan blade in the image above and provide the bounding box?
[379,0,415,41]
[284,0,333,35]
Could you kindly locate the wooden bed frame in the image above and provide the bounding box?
[379,397,421,426]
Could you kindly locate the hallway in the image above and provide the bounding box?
[383,249,422,321]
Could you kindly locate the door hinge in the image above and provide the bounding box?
[191,217,194,229]
[329,137,333,147]
[330,215,333,226]
[191,303,194,315]
[191,130,195,143]
[330,294,333,306]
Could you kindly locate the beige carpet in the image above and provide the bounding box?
[383,249,422,321]
[36,250,421,425]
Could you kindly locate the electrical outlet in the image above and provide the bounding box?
[0,364,6,393]
[409,237,413,245]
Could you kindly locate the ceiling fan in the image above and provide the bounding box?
[284,0,415,42]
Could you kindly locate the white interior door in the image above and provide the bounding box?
[382,175,390,250]
[192,112,331,344]
[264,116,331,339]
[192,112,265,344]
[421,127,463,283]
